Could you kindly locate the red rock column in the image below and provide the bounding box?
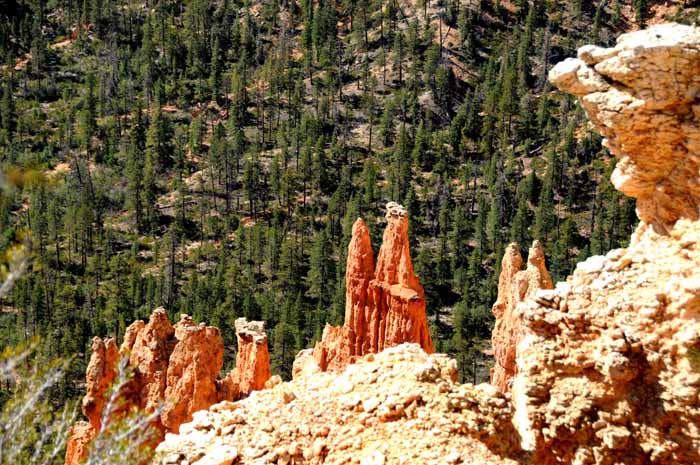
[162,315,224,433]
[312,203,434,373]
[368,202,434,355]
[222,318,272,398]
[491,241,553,392]
[65,337,118,465]
[314,218,375,371]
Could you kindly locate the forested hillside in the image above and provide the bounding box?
[1,0,699,404]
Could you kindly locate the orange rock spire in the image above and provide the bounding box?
[218,318,272,399]
[312,203,434,372]
[491,241,553,392]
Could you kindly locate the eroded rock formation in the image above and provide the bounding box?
[312,202,434,372]
[82,337,119,429]
[65,310,271,465]
[491,241,553,392]
[64,422,94,465]
[503,23,700,464]
[218,318,271,399]
[511,223,700,464]
[549,23,700,231]
[161,315,224,432]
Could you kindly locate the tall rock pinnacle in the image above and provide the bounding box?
[312,203,433,372]
[491,241,553,392]
[218,318,272,399]
[367,202,433,354]
[65,311,271,465]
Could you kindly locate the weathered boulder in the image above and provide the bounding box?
[491,241,553,392]
[312,203,433,372]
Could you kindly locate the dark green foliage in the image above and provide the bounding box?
[0,0,658,391]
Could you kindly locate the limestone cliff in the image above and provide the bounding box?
[65,310,271,465]
[491,241,553,392]
[312,202,434,372]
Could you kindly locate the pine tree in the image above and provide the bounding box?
[510,194,531,250]
[392,31,405,86]
[145,101,173,169]
[0,76,15,140]
[270,299,298,379]
[634,0,648,27]
[125,136,144,232]
[307,229,335,308]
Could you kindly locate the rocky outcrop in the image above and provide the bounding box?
[217,318,271,399]
[81,337,119,429]
[64,422,94,465]
[511,223,700,465]
[549,23,700,232]
[155,344,525,465]
[312,203,434,372]
[491,241,553,392]
[65,310,271,465]
[500,24,700,464]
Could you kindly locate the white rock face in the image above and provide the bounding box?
[550,23,700,231]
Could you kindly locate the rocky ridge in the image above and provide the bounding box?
[155,344,524,465]
[65,310,271,465]
[313,202,434,372]
[490,240,553,392]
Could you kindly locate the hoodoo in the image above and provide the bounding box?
[65,310,271,465]
[491,241,553,392]
[312,202,434,372]
[217,318,272,399]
